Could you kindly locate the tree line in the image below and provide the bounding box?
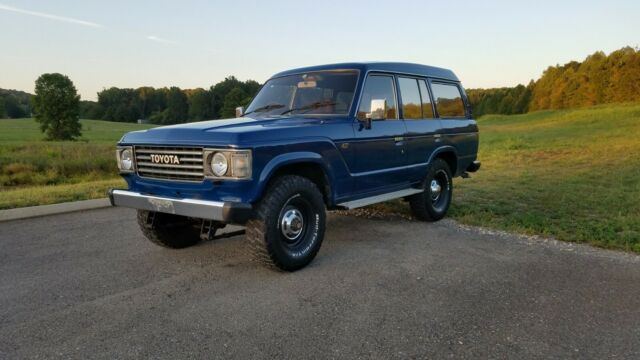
[80,77,261,124]
[3,46,640,124]
[0,89,32,118]
[467,46,640,117]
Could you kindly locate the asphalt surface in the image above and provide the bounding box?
[1,207,639,359]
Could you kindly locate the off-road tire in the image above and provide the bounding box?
[136,210,201,249]
[246,175,326,271]
[409,158,453,221]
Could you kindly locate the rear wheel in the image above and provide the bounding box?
[136,210,201,249]
[246,175,326,271]
[409,158,453,221]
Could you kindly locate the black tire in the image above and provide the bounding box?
[246,175,326,271]
[136,210,201,249]
[409,158,453,221]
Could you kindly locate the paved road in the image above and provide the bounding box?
[1,207,639,359]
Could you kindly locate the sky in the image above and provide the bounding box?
[1,0,639,101]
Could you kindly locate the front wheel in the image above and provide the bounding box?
[246,175,326,271]
[409,158,453,221]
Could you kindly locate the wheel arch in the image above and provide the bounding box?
[429,146,459,176]
[257,152,333,206]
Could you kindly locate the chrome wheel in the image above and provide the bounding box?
[430,169,450,211]
[430,179,442,202]
[408,158,453,222]
[280,208,304,241]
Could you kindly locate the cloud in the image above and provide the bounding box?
[146,35,177,44]
[0,3,102,28]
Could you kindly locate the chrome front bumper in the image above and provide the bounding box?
[108,189,252,224]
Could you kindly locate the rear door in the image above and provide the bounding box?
[350,74,409,196]
[397,77,443,183]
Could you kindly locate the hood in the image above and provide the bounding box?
[119,116,349,146]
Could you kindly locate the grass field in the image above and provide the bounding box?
[0,119,154,209]
[2,105,639,252]
[371,103,640,252]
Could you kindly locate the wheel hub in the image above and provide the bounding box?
[281,208,304,241]
[430,179,442,201]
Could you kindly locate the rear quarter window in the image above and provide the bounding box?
[431,82,465,118]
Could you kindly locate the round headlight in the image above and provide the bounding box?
[121,149,133,170]
[211,152,228,177]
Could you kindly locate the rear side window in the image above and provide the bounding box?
[357,75,398,120]
[419,80,434,118]
[397,77,422,119]
[431,82,465,118]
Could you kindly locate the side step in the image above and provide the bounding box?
[337,188,423,210]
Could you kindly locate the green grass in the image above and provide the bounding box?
[0,118,154,208]
[0,118,155,143]
[369,103,640,252]
[0,179,126,209]
[2,106,640,252]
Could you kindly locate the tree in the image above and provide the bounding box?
[164,87,189,124]
[98,87,140,122]
[4,95,26,118]
[221,87,247,118]
[68,76,261,124]
[33,73,81,140]
[79,100,104,120]
[187,88,214,121]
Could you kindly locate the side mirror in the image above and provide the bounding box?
[235,106,245,118]
[359,99,386,130]
[361,115,372,130]
[370,99,386,120]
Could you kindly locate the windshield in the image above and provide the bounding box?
[244,70,358,117]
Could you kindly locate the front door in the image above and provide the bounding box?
[350,74,408,196]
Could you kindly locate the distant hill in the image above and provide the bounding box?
[467,46,640,117]
[0,88,33,118]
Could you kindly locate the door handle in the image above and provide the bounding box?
[394,136,404,146]
[434,134,442,142]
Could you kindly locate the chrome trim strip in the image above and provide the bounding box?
[110,189,225,220]
[137,162,204,170]
[136,155,203,163]
[135,148,203,155]
[137,168,204,176]
[338,188,423,209]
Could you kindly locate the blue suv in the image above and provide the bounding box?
[110,62,480,271]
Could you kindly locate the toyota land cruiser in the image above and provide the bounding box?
[110,62,480,271]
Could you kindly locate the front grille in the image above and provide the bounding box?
[134,146,204,182]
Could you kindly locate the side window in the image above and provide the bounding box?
[397,77,422,119]
[419,80,435,118]
[431,82,465,118]
[357,75,397,120]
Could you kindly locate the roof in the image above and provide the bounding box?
[272,62,459,82]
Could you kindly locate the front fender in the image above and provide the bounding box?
[251,139,352,206]
[259,152,327,185]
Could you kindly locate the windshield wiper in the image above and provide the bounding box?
[280,101,337,116]
[243,103,285,116]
